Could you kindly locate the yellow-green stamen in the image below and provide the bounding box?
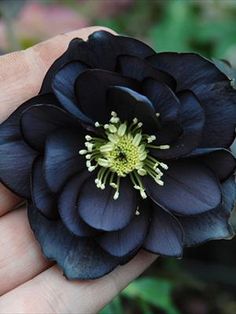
[79,111,169,200]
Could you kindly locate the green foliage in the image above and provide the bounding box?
[96,0,236,63]
[100,277,179,314]
[123,277,179,314]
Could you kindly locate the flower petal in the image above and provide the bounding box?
[143,203,183,257]
[51,61,93,124]
[142,78,182,145]
[144,159,221,215]
[96,205,150,257]
[58,172,98,237]
[196,81,236,148]
[44,129,86,193]
[0,95,49,197]
[40,38,83,93]
[79,31,156,70]
[107,86,160,133]
[0,140,37,198]
[117,55,176,89]
[151,90,205,159]
[148,52,227,91]
[21,104,82,151]
[79,31,155,70]
[75,69,138,124]
[28,204,122,280]
[188,148,236,181]
[142,78,180,122]
[41,31,155,94]
[78,176,137,231]
[31,157,58,219]
[76,31,156,71]
[148,53,236,148]
[179,176,236,247]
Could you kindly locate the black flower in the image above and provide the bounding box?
[0,31,236,280]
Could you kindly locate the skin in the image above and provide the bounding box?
[0,26,157,314]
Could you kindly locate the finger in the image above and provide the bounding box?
[0,208,51,295]
[0,26,115,215]
[0,184,21,217]
[0,252,156,314]
[0,26,115,123]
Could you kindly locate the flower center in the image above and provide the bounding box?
[79,112,170,200]
[105,134,144,176]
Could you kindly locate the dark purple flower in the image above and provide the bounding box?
[0,31,236,280]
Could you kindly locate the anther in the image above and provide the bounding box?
[113,191,119,200]
[140,189,147,199]
[155,178,164,186]
[159,145,170,150]
[111,111,117,117]
[86,160,91,168]
[88,165,97,172]
[79,149,87,155]
[147,135,156,143]
[160,162,168,170]
[85,135,92,141]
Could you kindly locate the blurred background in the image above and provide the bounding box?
[1,0,236,313]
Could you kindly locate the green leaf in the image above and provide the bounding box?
[100,296,123,314]
[122,277,180,314]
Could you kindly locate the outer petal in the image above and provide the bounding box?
[52,61,93,124]
[21,104,82,151]
[44,129,86,193]
[40,38,84,93]
[58,172,98,237]
[75,69,138,124]
[0,95,54,197]
[148,53,236,147]
[107,86,160,133]
[117,55,176,89]
[96,206,150,257]
[148,53,227,91]
[28,204,122,280]
[31,157,58,219]
[144,160,221,215]
[0,140,37,198]
[179,176,236,247]
[188,148,236,181]
[151,90,205,159]
[196,81,236,148]
[78,176,137,231]
[143,203,183,257]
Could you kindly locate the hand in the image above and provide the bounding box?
[0,27,156,314]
